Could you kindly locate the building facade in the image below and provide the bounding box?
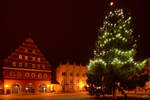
[55,62,88,92]
[0,38,52,94]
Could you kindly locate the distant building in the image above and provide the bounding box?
[55,62,88,92]
[0,38,52,94]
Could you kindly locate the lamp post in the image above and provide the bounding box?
[4,84,9,95]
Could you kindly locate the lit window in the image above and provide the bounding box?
[25,49,28,52]
[12,62,16,67]
[19,55,22,59]
[25,56,28,60]
[32,50,36,54]
[32,57,36,61]
[19,62,22,67]
[37,58,40,62]
[32,64,36,68]
[24,63,28,67]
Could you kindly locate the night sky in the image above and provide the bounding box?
[0,0,148,67]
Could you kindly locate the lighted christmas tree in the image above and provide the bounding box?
[87,8,148,98]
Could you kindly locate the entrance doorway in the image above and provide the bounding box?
[25,83,35,94]
[39,83,47,93]
[12,83,21,94]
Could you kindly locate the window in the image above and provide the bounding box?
[10,71,15,76]
[25,49,28,52]
[38,73,42,79]
[76,73,79,77]
[43,73,47,79]
[28,49,33,53]
[12,62,16,67]
[32,57,36,61]
[70,72,73,76]
[24,63,28,67]
[37,58,40,62]
[37,64,41,69]
[32,50,36,54]
[82,74,85,77]
[62,72,66,76]
[31,73,35,78]
[25,72,30,78]
[19,55,22,59]
[25,56,28,60]
[19,62,22,67]
[32,64,36,68]
[70,80,73,83]
[17,72,22,77]
[42,65,45,69]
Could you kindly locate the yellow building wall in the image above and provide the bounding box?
[55,62,88,92]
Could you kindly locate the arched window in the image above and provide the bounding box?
[25,72,30,78]
[31,73,35,78]
[43,73,47,79]
[38,73,42,79]
[10,71,16,77]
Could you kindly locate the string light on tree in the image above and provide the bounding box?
[87,7,148,99]
[110,2,114,6]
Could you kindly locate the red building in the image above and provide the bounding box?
[0,38,51,94]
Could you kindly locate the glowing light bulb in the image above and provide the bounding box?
[110,2,114,6]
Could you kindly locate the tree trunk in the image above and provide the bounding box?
[112,86,117,100]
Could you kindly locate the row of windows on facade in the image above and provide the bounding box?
[10,71,48,79]
[62,72,86,77]
[19,54,41,62]
[12,62,46,69]
[62,79,84,84]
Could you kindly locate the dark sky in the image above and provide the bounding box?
[0,0,148,67]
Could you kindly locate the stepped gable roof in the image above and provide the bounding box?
[1,37,51,70]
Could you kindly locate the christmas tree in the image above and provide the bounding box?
[87,8,148,99]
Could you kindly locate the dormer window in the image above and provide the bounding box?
[28,49,33,53]
[25,56,28,60]
[37,58,40,62]
[32,64,36,68]
[37,64,41,69]
[24,63,28,67]
[12,62,16,67]
[19,55,22,59]
[32,50,36,54]
[32,57,36,61]
[19,62,22,67]
[42,65,45,69]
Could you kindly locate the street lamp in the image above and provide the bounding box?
[5,84,9,88]
[79,81,85,91]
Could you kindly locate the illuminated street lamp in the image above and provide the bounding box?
[78,81,85,91]
[5,84,9,88]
